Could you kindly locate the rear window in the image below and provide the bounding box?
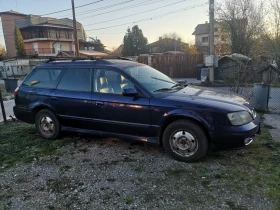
[23,68,63,89]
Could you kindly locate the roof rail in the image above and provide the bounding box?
[102,56,132,61]
[72,56,96,62]
[45,57,97,63]
[45,56,132,63]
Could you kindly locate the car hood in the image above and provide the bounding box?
[159,85,252,111]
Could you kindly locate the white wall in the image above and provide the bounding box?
[0,59,46,77]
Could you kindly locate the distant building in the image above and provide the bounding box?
[147,37,189,54]
[192,21,228,54]
[0,10,105,58]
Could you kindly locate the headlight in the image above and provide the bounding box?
[227,111,253,126]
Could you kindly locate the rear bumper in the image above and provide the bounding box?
[13,106,34,124]
[210,116,260,149]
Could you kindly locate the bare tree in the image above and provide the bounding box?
[216,0,265,56]
[262,0,280,67]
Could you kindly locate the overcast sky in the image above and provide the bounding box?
[0,0,214,50]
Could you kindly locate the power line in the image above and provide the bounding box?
[0,2,206,38]
[85,3,207,31]
[53,0,135,18]
[0,0,105,23]
[94,6,198,35]
[83,0,187,26]
[79,0,164,20]
[40,0,104,16]
[0,0,174,37]
[0,0,153,22]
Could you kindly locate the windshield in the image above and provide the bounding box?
[124,65,181,94]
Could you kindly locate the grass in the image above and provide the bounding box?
[205,120,280,208]
[0,122,72,172]
[125,197,134,205]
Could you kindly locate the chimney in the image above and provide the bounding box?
[205,21,208,24]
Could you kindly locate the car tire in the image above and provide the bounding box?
[35,109,60,140]
[163,119,208,162]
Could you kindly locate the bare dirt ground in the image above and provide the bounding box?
[1,122,279,210]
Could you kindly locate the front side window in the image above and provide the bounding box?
[57,68,91,92]
[94,69,133,94]
[23,68,63,89]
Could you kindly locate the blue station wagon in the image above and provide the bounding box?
[14,58,260,162]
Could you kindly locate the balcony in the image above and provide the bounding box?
[25,48,57,57]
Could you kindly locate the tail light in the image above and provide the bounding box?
[14,86,19,97]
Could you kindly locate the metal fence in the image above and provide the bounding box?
[0,64,36,123]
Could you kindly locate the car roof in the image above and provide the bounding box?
[37,58,144,70]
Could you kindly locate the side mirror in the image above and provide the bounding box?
[123,87,138,96]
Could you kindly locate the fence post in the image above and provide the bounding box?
[0,87,7,124]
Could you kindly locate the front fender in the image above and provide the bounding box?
[160,109,212,131]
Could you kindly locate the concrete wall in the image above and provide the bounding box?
[0,58,46,77]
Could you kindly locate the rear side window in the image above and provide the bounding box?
[57,68,91,92]
[23,68,63,88]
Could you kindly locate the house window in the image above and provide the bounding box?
[202,37,208,43]
[56,43,62,52]
[33,43,38,53]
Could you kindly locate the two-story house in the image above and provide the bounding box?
[192,21,228,55]
[0,10,105,58]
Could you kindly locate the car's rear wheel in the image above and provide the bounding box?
[35,109,60,140]
[163,120,208,162]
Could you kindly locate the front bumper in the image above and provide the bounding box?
[209,115,260,149]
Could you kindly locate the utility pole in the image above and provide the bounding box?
[71,0,79,57]
[209,0,215,82]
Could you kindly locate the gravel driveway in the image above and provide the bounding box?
[0,132,274,210]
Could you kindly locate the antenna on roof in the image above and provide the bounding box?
[15,0,18,11]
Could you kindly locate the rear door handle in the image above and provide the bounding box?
[28,91,35,94]
[50,97,58,101]
[95,101,104,106]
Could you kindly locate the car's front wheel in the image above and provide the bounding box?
[163,120,208,162]
[35,109,60,140]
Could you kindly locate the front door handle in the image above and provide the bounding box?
[95,101,104,106]
[50,97,58,101]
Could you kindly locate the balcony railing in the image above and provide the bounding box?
[25,48,56,55]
